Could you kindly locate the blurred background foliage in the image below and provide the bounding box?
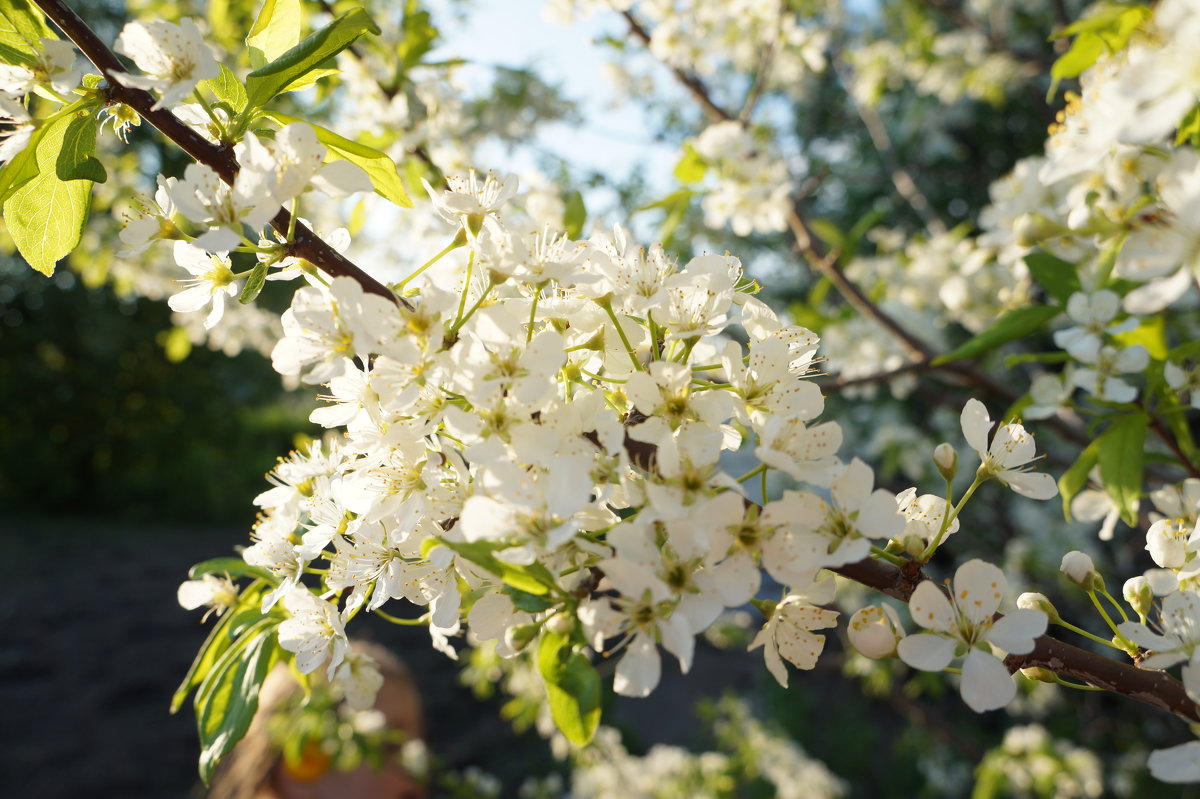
[0,0,1188,797]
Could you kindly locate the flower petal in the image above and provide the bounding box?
[897,633,956,671]
[961,398,993,456]
[954,559,1006,625]
[908,581,955,632]
[960,649,1016,712]
[986,609,1047,655]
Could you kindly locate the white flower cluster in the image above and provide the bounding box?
[689,120,794,237]
[0,36,80,163]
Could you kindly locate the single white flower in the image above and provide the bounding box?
[113,19,219,110]
[898,559,1047,712]
[278,587,349,678]
[177,574,237,620]
[1117,589,1200,669]
[848,604,904,659]
[749,577,839,688]
[961,398,1057,500]
[167,241,238,329]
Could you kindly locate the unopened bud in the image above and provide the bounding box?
[1014,212,1065,247]
[932,443,957,481]
[902,533,926,559]
[545,611,574,636]
[1060,550,1101,590]
[504,623,540,653]
[847,605,903,659]
[1020,666,1057,684]
[1123,576,1153,618]
[1017,591,1060,624]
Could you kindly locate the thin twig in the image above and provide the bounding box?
[33,0,405,307]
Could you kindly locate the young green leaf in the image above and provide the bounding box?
[1098,412,1146,527]
[563,189,586,239]
[201,64,249,115]
[247,0,302,69]
[56,114,106,183]
[1058,437,1101,521]
[673,142,708,184]
[189,556,275,583]
[932,305,1063,365]
[245,8,381,110]
[3,111,94,275]
[1025,250,1080,305]
[434,538,558,596]
[261,112,412,207]
[536,631,601,745]
[196,623,279,783]
[239,260,269,304]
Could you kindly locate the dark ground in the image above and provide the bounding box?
[0,514,770,799]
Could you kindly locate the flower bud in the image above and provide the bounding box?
[1123,576,1153,618]
[901,534,926,559]
[932,443,957,481]
[847,605,903,659]
[1020,666,1057,684]
[1060,550,1100,590]
[1016,591,1060,624]
[504,623,540,654]
[545,611,575,636]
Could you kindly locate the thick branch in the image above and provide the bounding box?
[830,556,1200,723]
[34,0,402,306]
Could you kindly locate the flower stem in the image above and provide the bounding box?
[736,463,767,483]
[396,237,462,292]
[1097,587,1130,622]
[600,300,644,372]
[1052,618,1125,650]
[374,608,429,626]
[918,475,981,562]
[453,249,475,326]
[871,546,908,566]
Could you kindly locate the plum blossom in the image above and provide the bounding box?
[961,398,1057,500]
[167,241,238,330]
[898,559,1047,712]
[278,587,349,678]
[749,577,839,688]
[113,19,218,109]
[1117,589,1200,669]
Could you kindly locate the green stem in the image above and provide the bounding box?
[396,237,462,292]
[1088,590,1135,652]
[374,608,429,626]
[737,463,767,483]
[286,197,298,241]
[191,88,229,141]
[760,466,768,505]
[918,475,981,562]
[1098,587,1131,622]
[600,301,644,372]
[1052,618,1125,650]
[580,367,626,384]
[447,277,494,337]
[453,250,475,327]
[648,311,662,361]
[527,288,540,344]
[675,337,698,364]
[1052,675,1105,691]
[871,546,908,567]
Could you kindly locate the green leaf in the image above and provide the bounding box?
[398,0,438,71]
[188,556,275,583]
[245,8,380,110]
[56,115,106,183]
[673,142,708,184]
[505,585,554,613]
[239,261,269,304]
[1024,250,1080,305]
[0,0,55,64]
[636,188,693,248]
[196,622,279,783]
[3,112,94,275]
[201,64,248,115]
[563,189,586,239]
[1177,105,1200,147]
[1113,314,1167,360]
[932,305,1063,366]
[1058,437,1101,521]
[536,632,601,746]
[1048,4,1150,97]
[1098,413,1147,527]
[436,538,557,596]
[808,218,846,253]
[171,606,239,714]
[261,112,412,207]
[247,0,302,69]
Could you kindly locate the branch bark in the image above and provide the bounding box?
[34,0,402,306]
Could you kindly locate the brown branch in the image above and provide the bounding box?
[621,10,733,123]
[829,556,1200,723]
[33,0,403,307]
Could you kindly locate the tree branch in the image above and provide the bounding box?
[33,0,404,307]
